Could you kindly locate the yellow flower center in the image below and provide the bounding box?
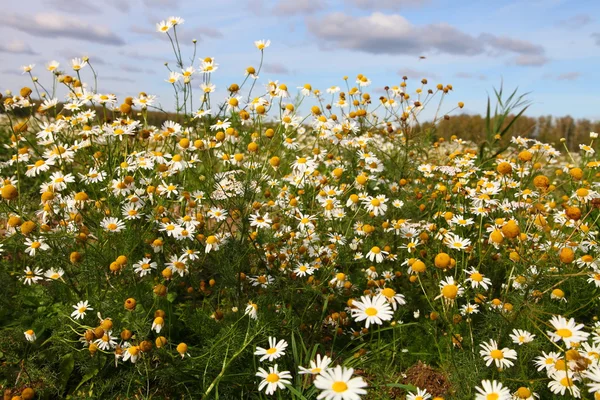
[490,349,504,359]
[107,223,118,230]
[442,284,458,299]
[266,373,279,383]
[174,262,185,270]
[560,377,574,387]
[381,288,395,298]
[364,307,378,316]
[31,241,41,249]
[266,347,277,354]
[332,381,348,393]
[470,272,483,282]
[556,328,572,338]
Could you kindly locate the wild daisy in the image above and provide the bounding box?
[254,337,288,362]
[94,331,118,351]
[465,268,492,290]
[71,301,93,320]
[101,217,126,233]
[249,213,272,229]
[479,339,517,369]
[407,388,431,400]
[44,268,64,280]
[256,364,291,396]
[437,277,464,303]
[123,345,140,363]
[377,287,406,311]
[350,294,394,328]
[509,329,535,345]
[365,246,388,263]
[313,365,368,400]
[299,354,332,375]
[584,363,600,395]
[133,258,157,277]
[547,315,589,348]
[22,266,44,285]
[24,237,49,256]
[245,302,258,320]
[548,370,580,397]
[24,330,36,342]
[474,380,511,400]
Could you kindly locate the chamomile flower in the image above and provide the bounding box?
[24,237,49,256]
[24,330,36,342]
[294,263,315,277]
[314,365,368,400]
[45,268,64,280]
[479,339,517,369]
[584,363,600,395]
[249,213,272,229]
[475,380,511,400]
[548,370,580,397]
[254,39,271,51]
[437,277,464,303]
[509,329,535,345]
[365,246,388,263]
[133,258,157,277]
[465,268,492,290]
[376,287,406,311]
[152,317,164,333]
[254,337,288,362]
[407,388,431,400]
[547,315,589,348]
[94,331,118,351]
[350,294,394,328]
[256,364,291,396]
[299,354,332,375]
[71,301,93,320]
[245,302,258,320]
[22,266,43,285]
[123,345,140,363]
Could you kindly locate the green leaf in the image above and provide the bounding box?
[58,353,75,393]
[75,357,105,392]
[284,385,309,400]
[167,292,178,303]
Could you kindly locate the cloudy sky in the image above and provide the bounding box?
[1,0,599,119]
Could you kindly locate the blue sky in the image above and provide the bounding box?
[1,0,599,120]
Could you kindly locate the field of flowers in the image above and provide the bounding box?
[2,16,600,400]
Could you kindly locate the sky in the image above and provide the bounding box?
[1,0,599,121]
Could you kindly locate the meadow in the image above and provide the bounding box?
[1,16,600,400]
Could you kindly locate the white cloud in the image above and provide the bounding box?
[349,0,429,10]
[263,62,291,74]
[307,12,484,56]
[398,68,438,80]
[273,0,326,15]
[307,12,548,66]
[5,12,125,46]
[557,72,581,81]
[0,40,38,55]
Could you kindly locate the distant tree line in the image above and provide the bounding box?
[423,114,600,151]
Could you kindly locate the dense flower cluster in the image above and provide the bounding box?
[1,16,600,400]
